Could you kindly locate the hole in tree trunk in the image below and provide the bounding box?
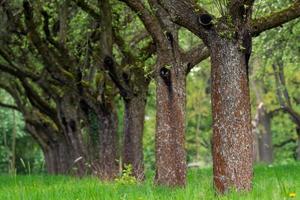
[198,14,213,28]
[160,67,172,94]
[69,120,77,132]
[104,56,114,69]
[160,67,170,82]
[122,72,130,85]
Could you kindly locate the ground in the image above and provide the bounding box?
[0,163,299,200]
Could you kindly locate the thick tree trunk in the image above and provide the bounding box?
[155,59,187,187]
[96,108,119,180]
[46,139,71,174]
[54,137,72,174]
[57,94,88,177]
[25,121,71,174]
[210,39,253,193]
[43,148,56,174]
[123,94,147,181]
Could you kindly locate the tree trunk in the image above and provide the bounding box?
[96,108,119,180]
[210,39,253,193]
[45,138,71,174]
[25,121,71,175]
[57,94,88,177]
[155,57,187,187]
[252,79,273,163]
[123,94,147,181]
[43,148,57,174]
[257,107,273,163]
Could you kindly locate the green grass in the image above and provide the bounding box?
[0,163,299,200]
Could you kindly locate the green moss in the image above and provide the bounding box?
[219,30,234,40]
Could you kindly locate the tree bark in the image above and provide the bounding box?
[25,120,71,174]
[95,107,119,180]
[210,38,253,193]
[57,93,88,177]
[123,93,147,181]
[155,54,187,187]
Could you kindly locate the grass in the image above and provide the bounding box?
[0,163,299,200]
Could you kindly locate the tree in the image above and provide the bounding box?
[155,0,300,193]
[120,0,209,186]
[0,0,121,179]
[72,0,157,180]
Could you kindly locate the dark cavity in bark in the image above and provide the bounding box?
[160,67,171,88]
[122,72,130,85]
[198,14,213,28]
[242,32,252,78]
[104,56,114,69]
[166,32,174,47]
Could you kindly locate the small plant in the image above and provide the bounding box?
[115,164,137,185]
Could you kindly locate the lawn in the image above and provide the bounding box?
[0,163,299,200]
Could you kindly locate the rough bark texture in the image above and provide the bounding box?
[211,39,253,193]
[25,122,71,174]
[155,54,187,187]
[123,94,147,181]
[96,108,119,180]
[97,0,119,181]
[57,93,88,176]
[43,140,70,174]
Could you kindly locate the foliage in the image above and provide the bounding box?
[0,90,43,174]
[115,164,137,185]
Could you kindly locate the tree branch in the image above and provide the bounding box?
[0,63,39,81]
[182,43,209,74]
[129,31,149,47]
[274,138,297,148]
[0,101,20,111]
[20,79,57,122]
[156,0,213,41]
[251,1,300,36]
[72,0,101,21]
[23,1,72,83]
[119,0,165,46]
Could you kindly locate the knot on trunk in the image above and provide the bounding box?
[104,56,114,69]
[198,14,213,29]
